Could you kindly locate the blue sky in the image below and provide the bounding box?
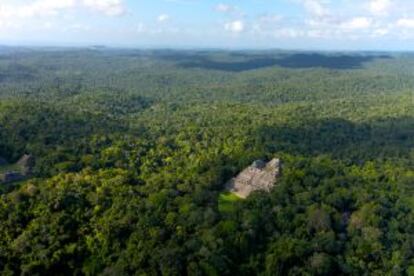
[1,0,414,50]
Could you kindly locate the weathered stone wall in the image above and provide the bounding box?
[1,171,24,183]
[0,154,34,184]
[226,158,282,198]
[17,154,34,175]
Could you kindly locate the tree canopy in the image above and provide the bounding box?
[0,48,413,275]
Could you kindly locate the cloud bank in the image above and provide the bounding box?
[1,0,414,49]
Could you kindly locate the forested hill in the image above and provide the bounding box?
[0,48,413,275]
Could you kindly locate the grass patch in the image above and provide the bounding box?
[218,192,242,213]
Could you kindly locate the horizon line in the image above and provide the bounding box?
[1,43,413,53]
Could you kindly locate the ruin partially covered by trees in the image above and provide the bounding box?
[0,48,413,275]
[226,158,282,198]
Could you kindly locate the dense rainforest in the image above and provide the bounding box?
[0,47,413,275]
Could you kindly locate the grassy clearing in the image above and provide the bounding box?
[218,192,242,213]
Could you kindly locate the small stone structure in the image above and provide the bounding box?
[0,171,24,183]
[0,154,34,184]
[226,158,282,198]
[17,154,34,175]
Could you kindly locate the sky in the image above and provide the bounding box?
[1,0,414,50]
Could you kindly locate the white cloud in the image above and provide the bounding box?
[368,0,392,16]
[396,18,414,28]
[82,0,126,17]
[300,0,330,18]
[65,23,92,32]
[230,0,414,42]
[372,28,389,36]
[0,0,76,19]
[0,0,126,22]
[215,3,235,13]
[258,14,283,23]
[252,14,283,34]
[2,0,414,47]
[157,14,170,22]
[224,20,245,33]
[214,3,245,17]
[340,17,373,30]
[274,28,305,38]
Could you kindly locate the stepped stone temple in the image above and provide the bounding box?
[226,158,282,198]
[0,154,34,184]
[17,154,35,175]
